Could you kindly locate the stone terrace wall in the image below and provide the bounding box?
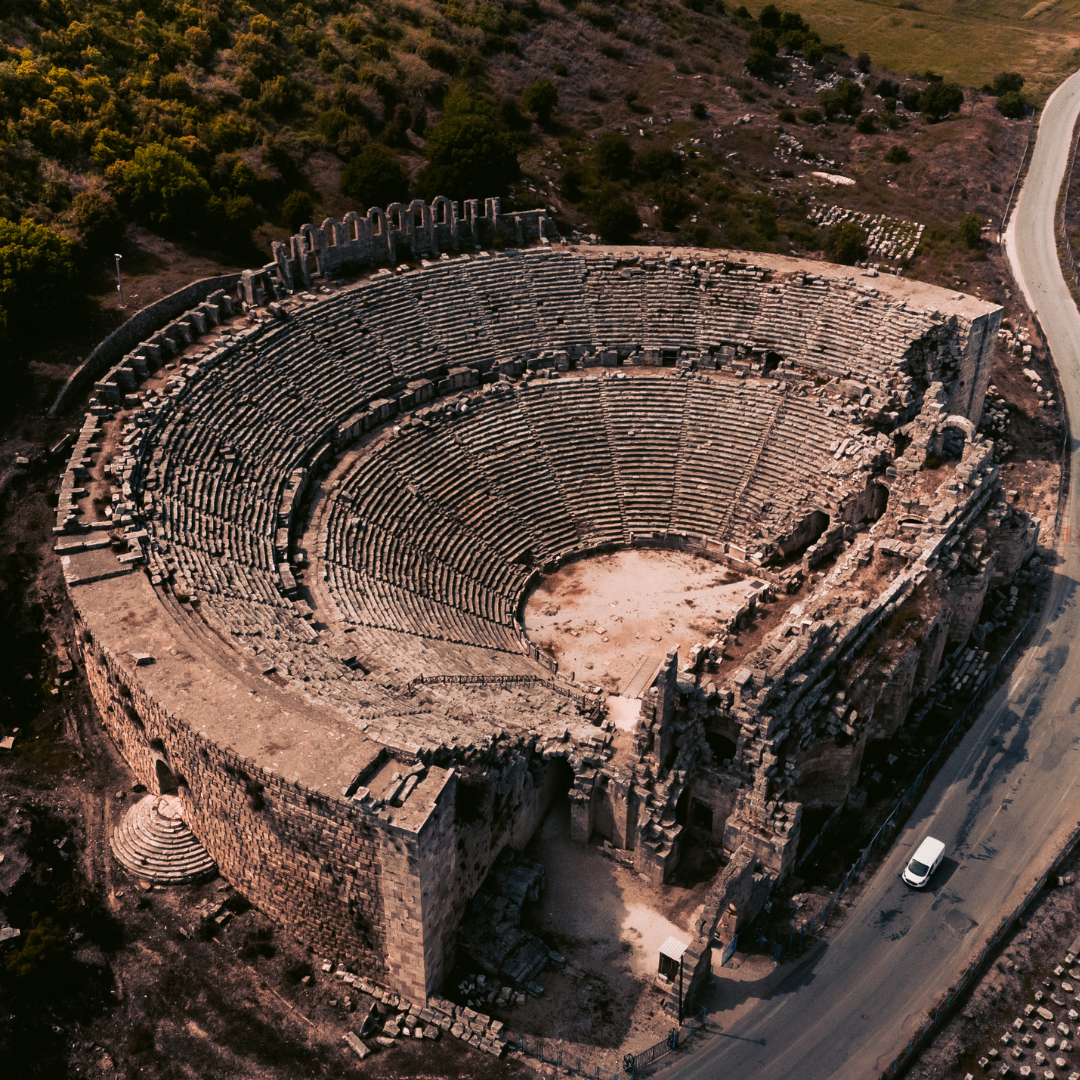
[70,587,572,1002]
[49,274,242,418]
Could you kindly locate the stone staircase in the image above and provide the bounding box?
[110,794,217,886]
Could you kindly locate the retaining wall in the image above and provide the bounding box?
[49,274,242,418]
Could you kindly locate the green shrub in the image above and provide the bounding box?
[205,193,264,249]
[4,917,70,983]
[418,39,460,74]
[799,107,823,124]
[159,73,194,102]
[577,2,617,30]
[820,79,863,119]
[992,72,1025,95]
[0,219,80,347]
[595,132,634,181]
[637,147,682,182]
[958,213,983,249]
[746,48,778,81]
[594,193,640,243]
[824,221,867,264]
[656,183,692,230]
[749,26,778,55]
[901,86,922,112]
[341,144,410,207]
[997,91,1026,119]
[561,166,584,203]
[111,144,211,233]
[884,144,911,164]
[855,113,876,133]
[523,78,559,124]
[691,101,708,120]
[918,82,963,119]
[71,190,126,252]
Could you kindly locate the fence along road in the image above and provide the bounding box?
[665,71,1080,1080]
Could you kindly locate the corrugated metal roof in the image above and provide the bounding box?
[659,936,689,962]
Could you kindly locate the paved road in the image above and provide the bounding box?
[667,74,1080,1080]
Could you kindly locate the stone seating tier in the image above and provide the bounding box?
[74,249,992,697]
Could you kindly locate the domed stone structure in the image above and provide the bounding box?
[110,794,216,886]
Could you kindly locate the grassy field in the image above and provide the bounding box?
[744,0,1080,94]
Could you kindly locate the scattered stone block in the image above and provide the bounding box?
[343,1032,370,1060]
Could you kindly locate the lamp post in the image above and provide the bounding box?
[114,253,125,308]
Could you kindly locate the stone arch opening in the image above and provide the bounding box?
[705,730,737,766]
[154,757,179,796]
[149,738,179,795]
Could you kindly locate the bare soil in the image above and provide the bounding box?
[524,549,749,693]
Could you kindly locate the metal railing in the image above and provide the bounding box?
[515,1034,620,1079]
[621,1009,707,1077]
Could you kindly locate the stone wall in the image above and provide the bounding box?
[48,274,242,418]
[71,599,566,1003]
[238,196,558,305]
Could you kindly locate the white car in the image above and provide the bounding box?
[902,836,945,888]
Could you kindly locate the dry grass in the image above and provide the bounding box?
[741,0,1080,95]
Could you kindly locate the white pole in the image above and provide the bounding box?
[114,253,125,308]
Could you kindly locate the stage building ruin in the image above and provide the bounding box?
[54,202,1034,1011]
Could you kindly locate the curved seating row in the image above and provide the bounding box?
[134,250,945,691]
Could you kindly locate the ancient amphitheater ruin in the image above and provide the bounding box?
[55,196,1038,1019]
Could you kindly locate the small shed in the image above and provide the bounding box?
[658,935,689,982]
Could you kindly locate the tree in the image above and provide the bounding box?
[820,80,863,120]
[594,193,640,243]
[205,193,264,250]
[997,91,1026,120]
[749,26,778,55]
[824,221,867,265]
[992,72,1025,96]
[561,166,584,203]
[758,3,781,29]
[418,110,519,202]
[690,101,708,120]
[901,86,922,112]
[918,83,963,119]
[71,190,126,252]
[282,190,314,233]
[4,917,70,984]
[342,144,410,207]
[958,213,983,249]
[595,133,634,181]
[0,219,80,348]
[522,78,558,124]
[746,49,778,81]
[656,183,693,231]
[111,144,211,233]
[856,52,871,73]
[636,147,682,182]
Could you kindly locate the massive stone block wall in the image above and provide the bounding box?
[76,616,393,975]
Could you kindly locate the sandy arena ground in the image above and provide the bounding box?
[524,550,749,693]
